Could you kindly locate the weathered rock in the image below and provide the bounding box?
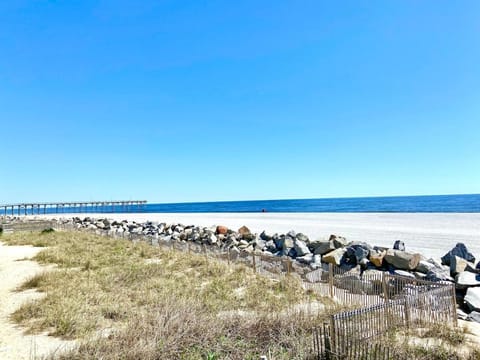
[265,240,277,252]
[456,271,480,289]
[296,254,314,264]
[344,244,369,265]
[294,240,311,256]
[450,256,476,276]
[216,225,228,235]
[457,308,469,320]
[286,230,296,238]
[295,233,309,243]
[322,248,346,266]
[207,233,218,245]
[278,236,294,251]
[415,260,436,274]
[310,240,335,255]
[441,243,475,266]
[238,226,251,236]
[384,249,420,270]
[254,238,266,250]
[259,230,273,241]
[425,268,453,282]
[465,287,480,312]
[369,250,386,267]
[393,240,405,251]
[329,234,347,248]
[467,311,480,323]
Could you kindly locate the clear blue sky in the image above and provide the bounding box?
[1,1,479,204]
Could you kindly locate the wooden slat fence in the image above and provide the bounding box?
[313,324,406,360]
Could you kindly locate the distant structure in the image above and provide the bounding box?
[0,200,147,216]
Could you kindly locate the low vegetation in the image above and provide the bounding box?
[3,231,329,359]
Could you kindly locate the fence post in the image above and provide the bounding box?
[404,297,410,328]
[382,273,392,329]
[227,247,231,266]
[450,284,458,327]
[328,263,334,298]
[252,253,256,273]
[329,315,336,358]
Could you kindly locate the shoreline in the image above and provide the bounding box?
[26,212,480,261]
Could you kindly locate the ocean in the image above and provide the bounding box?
[8,194,479,215]
[141,194,480,213]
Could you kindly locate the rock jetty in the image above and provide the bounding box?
[3,216,480,322]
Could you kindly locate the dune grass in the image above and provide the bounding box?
[3,231,329,359]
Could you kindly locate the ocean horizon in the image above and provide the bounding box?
[19,193,479,215]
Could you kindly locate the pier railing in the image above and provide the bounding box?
[0,200,147,216]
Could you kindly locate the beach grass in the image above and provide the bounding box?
[3,231,329,359]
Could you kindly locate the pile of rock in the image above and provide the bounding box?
[57,218,439,275]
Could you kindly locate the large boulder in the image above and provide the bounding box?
[465,287,480,312]
[322,248,347,266]
[294,239,311,257]
[415,259,437,274]
[310,240,336,255]
[329,234,347,248]
[344,244,370,266]
[425,268,454,282]
[384,249,420,270]
[441,243,475,266]
[295,233,309,243]
[369,250,386,268]
[216,225,229,235]
[456,271,480,289]
[450,256,476,276]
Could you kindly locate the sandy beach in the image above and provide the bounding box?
[31,212,480,261]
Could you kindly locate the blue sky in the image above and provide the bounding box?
[1,1,479,203]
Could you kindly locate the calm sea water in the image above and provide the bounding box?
[141,194,480,213]
[16,194,479,215]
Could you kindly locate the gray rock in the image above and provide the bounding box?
[329,234,347,248]
[344,244,370,265]
[393,240,405,251]
[279,236,294,251]
[467,311,480,323]
[259,230,273,241]
[456,271,480,289]
[254,238,266,250]
[286,230,296,238]
[310,240,336,256]
[207,233,217,245]
[425,268,453,282]
[265,240,277,253]
[457,308,469,320]
[296,254,314,264]
[441,243,476,266]
[465,287,480,312]
[384,249,420,270]
[415,260,436,274]
[295,233,309,243]
[294,240,311,256]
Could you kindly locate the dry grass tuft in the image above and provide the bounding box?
[3,231,328,359]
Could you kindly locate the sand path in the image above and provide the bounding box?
[0,242,75,360]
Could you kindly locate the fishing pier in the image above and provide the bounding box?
[0,200,147,216]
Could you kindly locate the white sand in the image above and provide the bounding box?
[32,212,480,261]
[0,242,75,360]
